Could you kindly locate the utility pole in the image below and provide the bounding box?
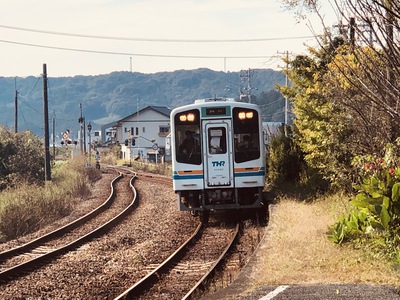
[240,69,255,103]
[43,64,51,181]
[79,103,84,154]
[278,50,290,136]
[349,17,356,51]
[52,111,56,163]
[14,79,18,133]
[224,57,227,73]
[137,99,140,157]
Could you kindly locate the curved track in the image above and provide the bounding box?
[115,220,240,299]
[0,168,137,283]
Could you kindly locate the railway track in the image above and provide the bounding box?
[136,172,173,187]
[0,168,137,283]
[115,219,240,299]
[0,165,264,298]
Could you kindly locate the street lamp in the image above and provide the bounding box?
[87,122,92,161]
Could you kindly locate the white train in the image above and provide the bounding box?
[171,98,266,212]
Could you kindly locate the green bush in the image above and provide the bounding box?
[329,141,400,261]
[267,126,303,185]
[0,127,45,190]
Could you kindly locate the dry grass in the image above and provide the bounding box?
[254,194,400,288]
[0,155,100,241]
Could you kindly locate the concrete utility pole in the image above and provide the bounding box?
[52,111,56,163]
[240,68,255,103]
[79,103,84,154]
[278,50,290,136]
[43,64,51,181]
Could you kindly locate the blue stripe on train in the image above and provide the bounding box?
[234,171,265,177]
[173,172,264,180]
[172,174,204,180]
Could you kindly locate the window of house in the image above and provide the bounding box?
[159,126,170,133]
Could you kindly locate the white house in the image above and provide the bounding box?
[113,106,171,162]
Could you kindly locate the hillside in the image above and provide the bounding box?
[0,68,286,137]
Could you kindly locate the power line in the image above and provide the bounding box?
[17,77,41,99]
[259,98,285,107]
[0,38,276,59]
[0,24,315,43]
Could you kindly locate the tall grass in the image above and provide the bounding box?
[254,193,400,288]
[0,155,100,242]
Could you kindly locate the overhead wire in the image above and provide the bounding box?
[17,76,41,99]
[0,38,277,59]
[0,23,317,59]
[0,24,315,43]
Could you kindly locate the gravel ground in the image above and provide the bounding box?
[0,168,265,299]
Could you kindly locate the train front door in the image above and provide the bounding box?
[203,121,233,188]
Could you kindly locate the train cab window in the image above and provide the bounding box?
[174,109,201,165]
[208,127,227,154]
[233,107,260,163]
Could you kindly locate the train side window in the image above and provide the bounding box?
[208,127,226,154]
[174,109,201,165]
[232,107,260,163]
[175,128,201,164]
[234,133,260,162]
[237,134,257,151]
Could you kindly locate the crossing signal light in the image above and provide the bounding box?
[132,139,136,146]
[125,139,129,146]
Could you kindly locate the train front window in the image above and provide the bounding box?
[208,127,227,154]
[174,109,201,165]
[233,108,260,163]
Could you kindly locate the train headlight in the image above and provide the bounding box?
[179,113,196,122]
[187,113,195,122]
[246,111,254,119]
[238,111,254,120]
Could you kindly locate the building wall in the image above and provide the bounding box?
[118,109,170,161]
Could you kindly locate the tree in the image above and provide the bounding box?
[278,0,400,187]
[278,37,354,187]
[280,0,400,147]
[0,127,45,190]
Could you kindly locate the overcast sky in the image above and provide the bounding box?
[0,0,338,77]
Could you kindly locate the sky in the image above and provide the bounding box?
[0,0,339,77]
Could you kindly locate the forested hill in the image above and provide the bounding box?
[0,68,286,136]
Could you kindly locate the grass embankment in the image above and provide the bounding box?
[255,194,400,288]
[0,156,101,242]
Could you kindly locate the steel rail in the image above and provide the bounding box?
[0,172,138,283]
[182,222,240,300]
[0,170,122,261]
[114,221,204,300]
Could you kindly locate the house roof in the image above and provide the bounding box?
[146,106,171,117]
[113,105,171,127]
